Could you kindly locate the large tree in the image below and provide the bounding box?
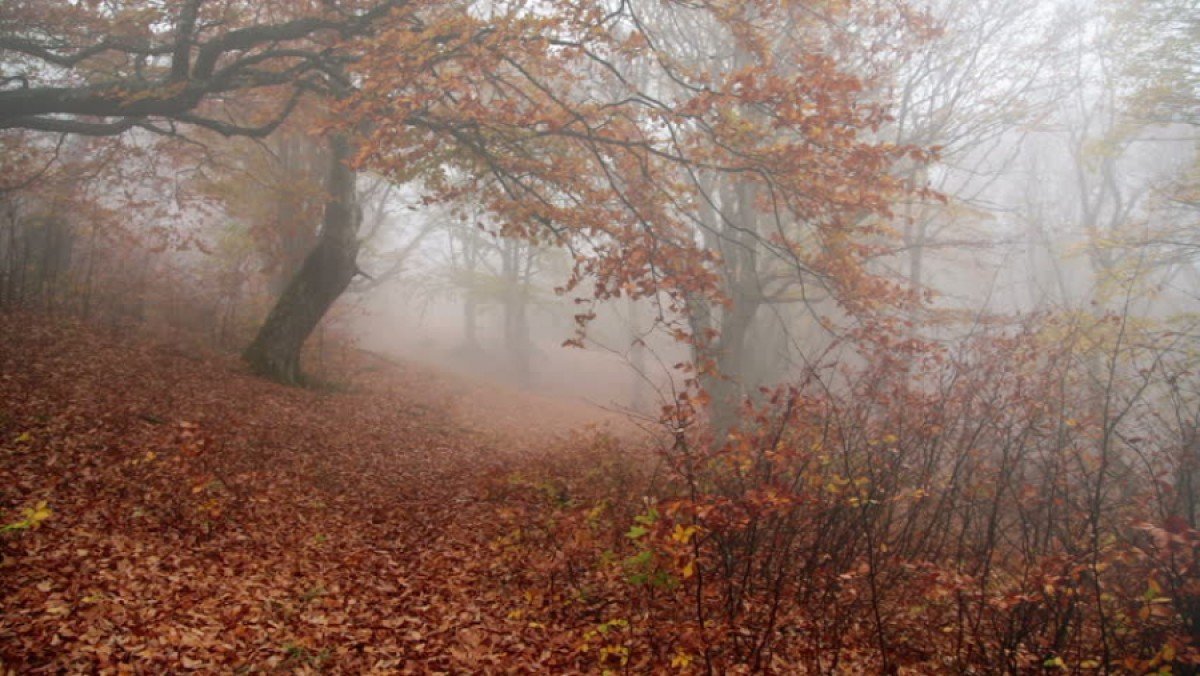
[3,0,929,395]
[0,0,406,382]
[347,1,932,426]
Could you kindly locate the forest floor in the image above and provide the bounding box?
[0,314,652,673]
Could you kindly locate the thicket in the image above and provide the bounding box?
[492,311,1200,673]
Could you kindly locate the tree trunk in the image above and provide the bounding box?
[501,240,532,385]
[702,176,761,441]
[628,297,647,412]
[461,231,481,351]
[243,133,360,385]
[702,297,758,442]
[463,293,480,350]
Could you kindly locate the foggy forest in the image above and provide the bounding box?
[1,0,1198,672]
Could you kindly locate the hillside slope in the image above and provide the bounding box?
[0,316,640,673]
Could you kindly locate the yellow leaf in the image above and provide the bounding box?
[23,501,51,527]
[586,503,606,522]
[671,524,698,544]
[46,602,70,615]
[682,560,695,579]
[671,651,692,668]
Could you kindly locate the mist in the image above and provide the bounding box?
[3,0,1199,671]
[313,0,1200,421]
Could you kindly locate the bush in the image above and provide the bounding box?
[500,313,1200,672]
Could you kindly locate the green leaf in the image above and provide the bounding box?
[623,550,653,569]
[633,508,659,525]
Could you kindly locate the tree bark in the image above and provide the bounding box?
[501,240,532,385]
[700,296,758,442]
[628,297,647,412]
[243,133,360,385]
[699,176,761,441]
[461,230,482,351]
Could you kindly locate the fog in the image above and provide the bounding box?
[2,0,1196,416]
[5,0,1200,669]
[349,275,673,412]
[304,0,1198,418]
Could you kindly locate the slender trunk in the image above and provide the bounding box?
[81,219,99,320]
[908,221,926,289]
[464,293,480,350]
[2,209,16,308]
[705,299,757,441]
[501,241,531,384]
[243,133,361,385]
[903,166,928,291]
[628,297,646,412]
[17,225,30,306]
[462,232,481,351]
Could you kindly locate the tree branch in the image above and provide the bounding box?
[0,0,410,138]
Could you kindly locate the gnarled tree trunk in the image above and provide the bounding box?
[243,133,360,385]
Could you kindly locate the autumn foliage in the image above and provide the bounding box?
[481,311,1200,672]
[3,0,1199,673]
[343,0,933,327]
[2,301,1198,672]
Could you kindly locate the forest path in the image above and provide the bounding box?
[344,346,642,453]
[0,316,637,673]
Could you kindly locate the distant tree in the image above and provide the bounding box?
[1102,0,1200,283]
[1107,0,1199,129]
